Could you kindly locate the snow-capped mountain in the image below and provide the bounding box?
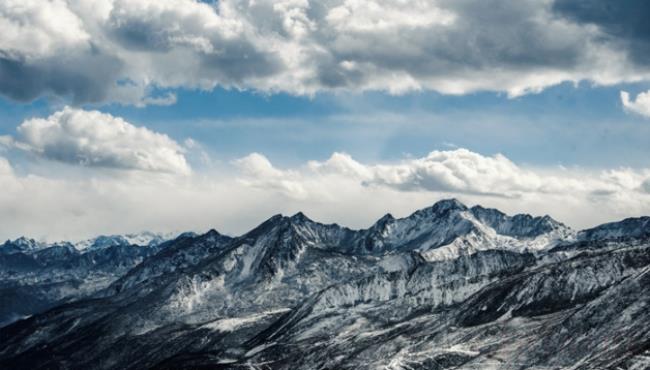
[1,199,649,369]
[578,216,650,241]
[0,231,179,327]
[73,231,177,251]
[1,231,176,255]
[352,199,574,260]
[0,237,46,255]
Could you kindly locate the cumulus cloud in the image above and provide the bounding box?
[307,152,372,179]
[298,149,648,199]
[230,149,650,228]
[0,148,650,241]
[1,0,650,105]
[8,107,190,174]
[621,90,650,118]
[0,157,14,177]
[0,0,89,59]
[366,150,543,197]
[234,153,307,199]
[641,178,650,194]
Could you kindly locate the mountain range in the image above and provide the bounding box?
[1,199,649,369]
[0,232,177,326]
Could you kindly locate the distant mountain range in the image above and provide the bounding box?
[1,231,176,254]
[1,199,649,369]
[0,232,179,326]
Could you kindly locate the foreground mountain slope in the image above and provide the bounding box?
[197,241,649,370]
[1,199,648,369]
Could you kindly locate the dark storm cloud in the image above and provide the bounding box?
[328,0,584,74]
[199,41,283,83]
[109,19,175,52]
[0,51,124,104]
[1,0,649,105]
[552,0,650,64]
[107,12,283,84]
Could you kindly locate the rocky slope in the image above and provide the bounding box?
[1,199,649,369]
[0,232,177,327]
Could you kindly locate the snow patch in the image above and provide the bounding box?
[202,308,291,333]
[170,275,225,312]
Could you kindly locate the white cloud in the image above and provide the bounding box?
[230,149,650,230]
[302,149,631,199]
[306,149,650,200]
[642,178,650,194]
[325,1,456,32]
[0,0,90,59]
[0,157,14,176]
[234,153,307,199]
[621,90,650,118]
[307,152,372,179]
[1,0,650,105]
[367,149,543,197]
[0,148,649,242]
[11,107,190,174]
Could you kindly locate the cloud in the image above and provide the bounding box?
[230,149,650,228]
[0,148,649,241]
[0,157,14,176]
[234,153,307,199]
[641,178,650,194]
[297,149,649,199]
[307,152,372,179]
[365,149,543,197]
[0,0,89,59]
[621,90,650,118]
[9,107,190,174]
[552,0,650,65]
[1,0,650,105]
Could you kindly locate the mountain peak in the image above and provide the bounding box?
[470,204,504,216]
[377,213,395,223]
[73,232,172,251]
[411,198,468,218]
[470,206,569,238]
[243,214,287,239]
[290,211,312,223]
[205,229,222,237]
[433,198,467,210]
[1,237,45,254]
[578,216,650,241]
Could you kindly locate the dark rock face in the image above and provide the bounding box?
[1,199,650,369]
[470,205,568,238]
[578,216,650,241]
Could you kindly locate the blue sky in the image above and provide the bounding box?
[3,82,649,168]
[1,0,650,240]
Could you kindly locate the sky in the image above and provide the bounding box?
[1,0,650,241]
